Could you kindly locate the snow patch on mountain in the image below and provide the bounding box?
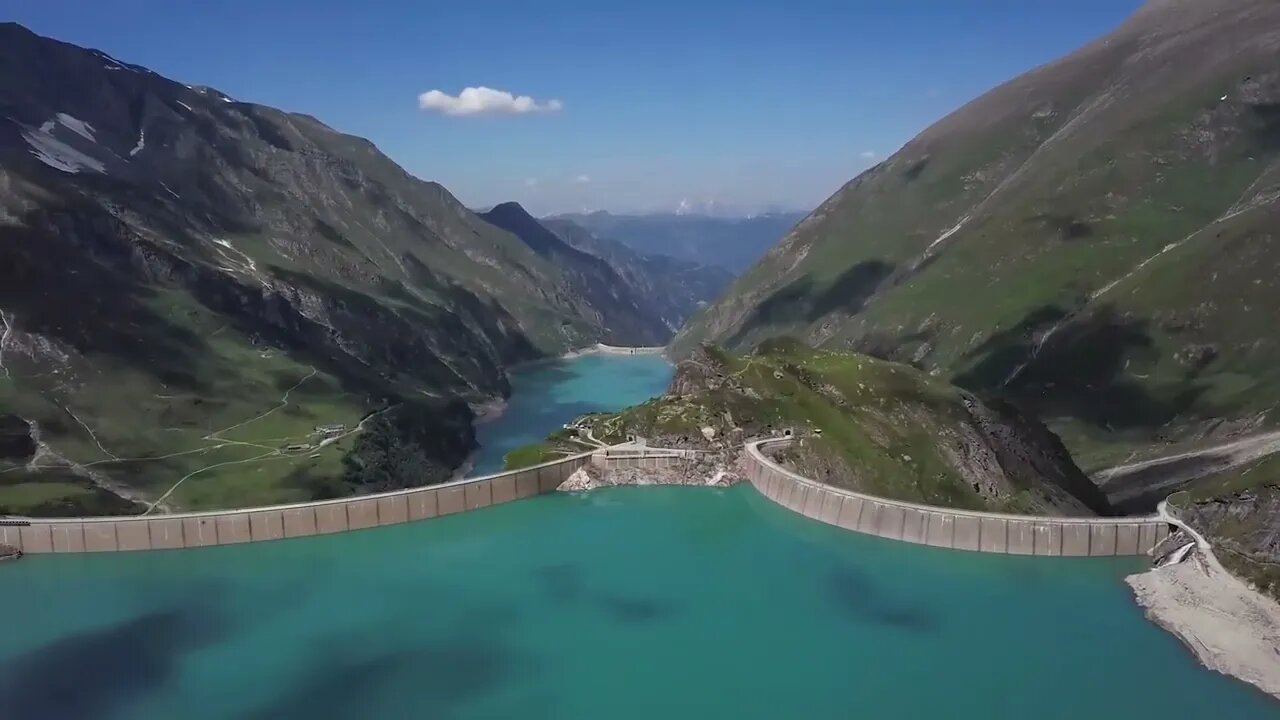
[55,113,96,142]
[20,122,105,174]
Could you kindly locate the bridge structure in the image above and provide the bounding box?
[0,438,1174,556]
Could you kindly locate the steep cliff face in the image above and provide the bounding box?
[675,0,1280,465]
[1171,455,1280,599]
[0,24,655,515]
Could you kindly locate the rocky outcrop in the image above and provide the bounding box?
[1180,485,1280,599]
[558,461,736,492]
[0,543,20,563]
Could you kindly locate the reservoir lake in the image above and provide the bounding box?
[1,353,1275,719]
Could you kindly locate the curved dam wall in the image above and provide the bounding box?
[744,438,1171,557]
[0,451,601,554]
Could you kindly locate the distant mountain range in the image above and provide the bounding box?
[547,210,805,274]
[0,23,725,516]
[481,203,730,343]
[538,216,733,333]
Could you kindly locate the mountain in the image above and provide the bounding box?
[511,341,1110,516]
[676,0,1280,476]
[0,24,659,516]
[477,203,669,345]
[549,210,805,274]
[540,217,733,330]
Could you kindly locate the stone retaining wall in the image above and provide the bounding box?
[0,450,600,554]
[744,438,1171,556]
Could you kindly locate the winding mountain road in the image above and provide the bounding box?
[1094,429,1280,509]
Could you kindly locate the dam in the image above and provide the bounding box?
[1,352,1276,719]
[0,436,1173,556]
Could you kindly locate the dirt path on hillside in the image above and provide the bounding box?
[1093,430,1280,511]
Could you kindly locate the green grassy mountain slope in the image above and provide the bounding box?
[514,342,1111,516]
[676,0,1280,466]
[0,24,660,515]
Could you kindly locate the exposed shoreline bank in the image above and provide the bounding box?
[1127,548,1280,700]
[1137,504,1280,700]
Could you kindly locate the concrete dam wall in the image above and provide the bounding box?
[1,437,1173,557]
[0,451,602,554]
[744,438,1171,557]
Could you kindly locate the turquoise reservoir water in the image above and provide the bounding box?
[1,487,1276,719]
[1,353,1276,719]
[471,353,675,475]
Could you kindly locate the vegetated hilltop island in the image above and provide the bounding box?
[509,341,1113,518]
[0,22,730,517]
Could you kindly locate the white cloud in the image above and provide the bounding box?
[574,174,591,184]
[860,150,877,160]
[524,177,539,187]
[417,86,563,116]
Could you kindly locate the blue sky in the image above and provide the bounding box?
[8,0,1143,215]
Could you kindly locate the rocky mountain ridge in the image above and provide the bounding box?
[0,23,703,515]
[478,203,671,345]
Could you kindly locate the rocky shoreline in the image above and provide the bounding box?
[0,543,21,563]
[1128,547,1280,700]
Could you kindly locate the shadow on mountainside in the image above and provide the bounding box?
[956,304,1209,434]
[727,260,896,347]
[0,205,211,390]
